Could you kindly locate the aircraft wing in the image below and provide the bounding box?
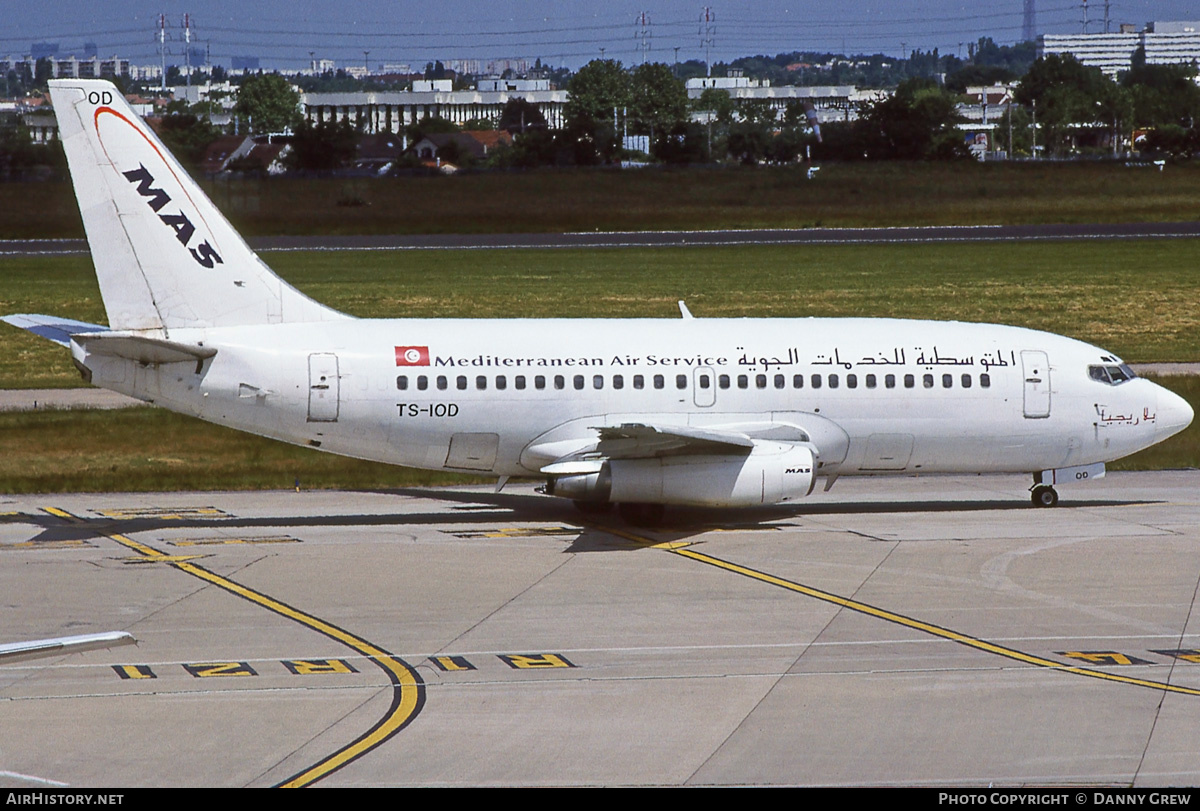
[1,314,110,346]
[540,422,757,474]
[0,631,136,664]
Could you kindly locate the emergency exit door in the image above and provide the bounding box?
[307,353,340,422]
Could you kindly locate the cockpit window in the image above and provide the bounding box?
[1088,364,1137,385]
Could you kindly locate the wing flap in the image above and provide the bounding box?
[537,422,756,474]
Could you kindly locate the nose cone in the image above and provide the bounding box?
[1156,385,1194,441]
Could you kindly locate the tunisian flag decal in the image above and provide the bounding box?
[395,346,430,366]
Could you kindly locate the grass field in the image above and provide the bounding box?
[2,238,1197,388]
[5,161,1200,239]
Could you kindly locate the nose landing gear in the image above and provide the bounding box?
[1030,482,1059,508]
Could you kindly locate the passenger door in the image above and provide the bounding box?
[1021,350,1050,419]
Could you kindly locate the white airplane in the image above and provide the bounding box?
[3,80,1193,524]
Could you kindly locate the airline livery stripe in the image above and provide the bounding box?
[91,106,221,246]
[598,524,1200,698]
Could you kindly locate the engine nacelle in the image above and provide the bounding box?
[546,442,816,507]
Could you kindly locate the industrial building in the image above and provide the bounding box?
[302,83,569,132]
[1039,21,1200,77]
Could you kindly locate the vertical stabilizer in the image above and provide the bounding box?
[48,79,346,331]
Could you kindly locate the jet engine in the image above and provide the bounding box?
[544,442,816,507]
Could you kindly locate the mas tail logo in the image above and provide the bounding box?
[395,346,430,366]
[123,164,223,269]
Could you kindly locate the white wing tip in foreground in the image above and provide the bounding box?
[0,631,136,664]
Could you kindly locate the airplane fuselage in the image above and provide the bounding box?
[74,316,1186,482]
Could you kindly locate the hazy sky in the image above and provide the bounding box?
[3,1,1197,70]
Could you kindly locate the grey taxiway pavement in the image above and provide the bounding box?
[3,472,1200,787]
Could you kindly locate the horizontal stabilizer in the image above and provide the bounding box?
[0,631,136,664]
[75,332,217,365]
[1,313,109,346]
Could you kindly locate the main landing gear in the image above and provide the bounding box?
[572,499,666,526]
[1030,478,1059,508]
[617,502,666,526]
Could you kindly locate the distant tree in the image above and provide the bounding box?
[859,78,968,160]
[945,64,1017,93]
[565,59,631,164]
[235,73,302,134]
[692,88,735,159]
[628,62,688,155]
[1015,54,1124,156]
[0,120,65,178]
[969,37,1038,75]
[155,110,221,170]
[289,118,358,172]
[1141,123,1200,158]
[407,115,459,145]
[498,98,548,134]
[1122,62,1200,129]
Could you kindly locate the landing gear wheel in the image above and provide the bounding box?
[617,502,666,527]
[1031,484,1059,508]
[573,500,612,515]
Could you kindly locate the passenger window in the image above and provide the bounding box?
[961,374,971,389]
[793,374,804,389]
[719,374,730,389]
[847,374,857,389]
[613,374,624,390]
[436,375,448,390]
[942,374,952,388]
[457,375,467,390]
[554,375,565,390]
[904,374,914,388]
[774,374,785,389]
[885,374,896,389]
[811,374,822,389]
[653,375,664,389]
[699,374,710,389]
[676,374,687,389]
[496,375,507,390]
[866,374,876,389]
[535,375,546,390]
[573,375,585,390]
[396,375,408,390]
[593,375,603,389]
[737,374,748,389]
[828,374,839,389]
[417,375,428,391]
[980,373,991,388]
[633,374,644,390]
[515,375,526,390]
[475,375,486,390]
[923,374,934,388]
[755,374,766,389]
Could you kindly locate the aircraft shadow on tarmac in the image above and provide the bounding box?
[1,488,1159,550]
